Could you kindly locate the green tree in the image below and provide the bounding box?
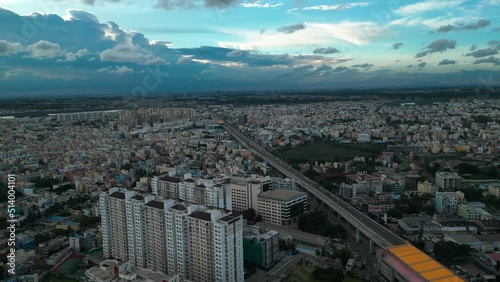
[337,247,352,266]
[433,241,470,264]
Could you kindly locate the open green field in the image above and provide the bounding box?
[283,264,317,282]
[276,141,386,162]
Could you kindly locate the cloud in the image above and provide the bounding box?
[470,44,477,51]
[100,44,166,65]
[63,9,100,23]
[494,27,500,32]
[302,2,370,11]
[438,59,456,65]
[351,63,373,69]
[0,40,23,56]
[416,62,427,70]
[155,0,241,9]
[473,56,500,65]
[489,40,500,50]
[97,65,137,74]
[241,1,283,8]
[26,40,63,59]
[59,49,90,62]
[406,64,413,68]
[466,48,498,58]
[395,0,464,16]
[312,47,340,54]
[415,38,456,58]
[392,42,403,49]
[436,19,490,32]
[277,23,306,34]
[226,49,245,57]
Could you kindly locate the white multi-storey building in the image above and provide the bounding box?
[435,172,462,191]
[99,188,243,282]
[257,189,307,225]
[435,191,465,214]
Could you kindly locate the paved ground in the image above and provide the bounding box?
[255,222,329,246]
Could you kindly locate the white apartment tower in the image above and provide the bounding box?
[100,187,243,282]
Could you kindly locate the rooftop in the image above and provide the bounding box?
[388,244,464,282]
[109,191,125,199]
[145,200,164,209]
[258,189,307,202]
[189,211,212,221]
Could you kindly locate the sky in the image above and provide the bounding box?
[0,0,499,96]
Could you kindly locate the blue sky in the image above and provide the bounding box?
[0,0,499,96]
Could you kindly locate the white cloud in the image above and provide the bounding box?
[0,40,23,56]
[26,40,63,59]
[303,2,370,11]
[100,44,166,65]
[58,49,90,62]
[97,66,137,74]
[219,21,382,51]
[395,0,465,16]
[241,1,283,8]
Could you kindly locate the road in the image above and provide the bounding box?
[256,222,328,246]
[211,111,406,249]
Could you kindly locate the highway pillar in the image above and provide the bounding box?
[369,239,373,253]
[355,228,360,243]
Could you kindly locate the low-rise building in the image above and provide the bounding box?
[84,259,180,282]
[435,172,462,191]
[458,204,492,221]
[488,183,500,197]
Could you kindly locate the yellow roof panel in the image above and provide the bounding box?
[388,244,465,282]
[422,269,453,280]
[412,261,441,272]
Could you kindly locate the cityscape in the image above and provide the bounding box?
[1,1,500,282]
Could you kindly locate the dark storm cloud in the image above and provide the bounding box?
[470,44,477,51]
[473,56,500,65]
[436,19,490,32]
[438,59,456,65]
[415,39,456,58]
[416,62,427,70]
[392,42,403,49]
[312,47,340,54]
[466,48,498,58]
[351,63,373,69]
[406,65,413,68]
[277,23,306,34]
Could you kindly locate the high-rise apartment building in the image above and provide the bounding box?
[99,188,243,282]
[257,189,307,225]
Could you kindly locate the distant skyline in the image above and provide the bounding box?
[0,0,499,96]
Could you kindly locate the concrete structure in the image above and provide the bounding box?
[230,177,267,211]
[84,259,179,282]
[488,183,500,197]
[435,191,465,214]
[243,225,280,269]
[99,188,244,281]
[257,189,307,225]
[435,172,462,191]
[417,181,437,194]
[378,244,464,282]
[444,234,482,251]
[458,204,492,221]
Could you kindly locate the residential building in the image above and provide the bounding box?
[435,172,462,191]
[257,189,307,225]
[417,181,437,194]
[435,191,465,214]
[488,183,500,197]
[230,177,264,211]
[458,204,492,221]
[84,259,179,282]
[243,225,280,269]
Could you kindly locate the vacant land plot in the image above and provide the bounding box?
[276,141,385,162]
